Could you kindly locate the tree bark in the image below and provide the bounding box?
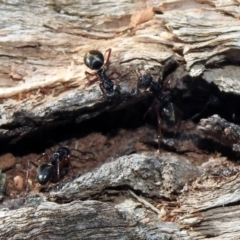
[1,0,240,239]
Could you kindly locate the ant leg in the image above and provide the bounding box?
[108,70,129,87]
[85,71,97,77]
[189,95,219,121]
[42,181,51,192]
[85,71,99,86]
[99,82,106,95]
[35,153,49,163]
[156,109,162,153]
[30,161,38,168]
[189,104,208,121]
[71,154,95,163]
[64,155,75,175]
[70,147,95,163]
[104,48,112,68]
[144,99,157,118]
[25,160,38,194]
[71,149,95,157]
[162,79,171,91]
[173,120,181,141]
[108,71,121,82]
[25,160,31,194]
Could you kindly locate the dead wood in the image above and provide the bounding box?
[0,153,198,240]
[198,114,240,152]
[173,115,240,239]
[0,198,192,240]
[48,153,200,201]
[1,0,240,239]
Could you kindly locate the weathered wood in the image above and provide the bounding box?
[178,162,240,239]
[0,0,180,139]
[48,152,200,201]
[2,0,240,239]
[2,0,240,139]
[198,114,240,152]
[172,115,240,239]
[160,0,240,93]
[0,152,198,239]
[0,198,192,240]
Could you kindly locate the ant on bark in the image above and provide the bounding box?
[84,48,121,101]
[25,146,94,192]
[137,63,182,152]
[137,60,220,152]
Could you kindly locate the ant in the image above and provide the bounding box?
[26,146,94,191]
[84,48,121,101]
[137,67,182,152]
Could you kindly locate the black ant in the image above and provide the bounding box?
[137,69,182,152]
[26,146,94,191]
[84,48,121,101]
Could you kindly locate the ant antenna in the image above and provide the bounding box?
[25,160,37,193]
[70,148,95,157]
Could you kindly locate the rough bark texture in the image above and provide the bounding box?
[1,153,198,240]
[0,199,192,240]
[1,0,240,239]
[49,153,200,201]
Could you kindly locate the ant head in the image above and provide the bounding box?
[58,146,71,156]
[50,147,71,163]
[84,50,104,70]
[138,73,153,89]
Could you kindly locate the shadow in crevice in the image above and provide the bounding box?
[2,70,240,160]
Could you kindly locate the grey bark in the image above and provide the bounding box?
[1,153,197,240]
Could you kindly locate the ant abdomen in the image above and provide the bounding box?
[37,163,54,185]
[84,50,104,70]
